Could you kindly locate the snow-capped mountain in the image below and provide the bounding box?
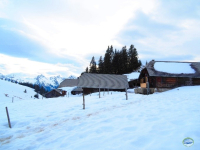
[67,75,77,79]
[0,73,77,91]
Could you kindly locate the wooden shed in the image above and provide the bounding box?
[77,73,129,95]
[139,60,200,90]
[71,87,83,95]
[45,89,66,98]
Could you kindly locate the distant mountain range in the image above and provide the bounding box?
[0,73,77,91]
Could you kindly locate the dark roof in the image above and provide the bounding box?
[77,73,129,89]
[144,60,200,78]
[45,89,62,96]
[58,79,78,88]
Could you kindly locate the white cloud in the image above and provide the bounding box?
[0,54,80,77]
[2,0,159,58]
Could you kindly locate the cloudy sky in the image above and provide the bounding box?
[0,0,200,77]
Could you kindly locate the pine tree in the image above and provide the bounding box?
[128,45,141,72]
[120,46,128,74]
[98,56,104,73]
[104,46,114,74]
[85,67,89,73]
[112,49,120,74]
[89,56,97,73]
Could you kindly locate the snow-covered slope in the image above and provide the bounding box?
[0,80,41,102]
[0,73,77,91]
[0,86,200,149]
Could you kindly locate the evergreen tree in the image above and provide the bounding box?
[85,67,89,73]
[98,56,104,73]
[112,49,120,74]
[146,61,148,66]
[128,45,141,72]
[104,46,114,74]
[89,56,97,73]
[34,84,40,93]
[120,46,128,74]
[84,44,142,74]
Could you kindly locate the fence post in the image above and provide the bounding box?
[125,88,128,100]
[5,107,12,128]
[12,97,14,103]
[99,88,100,98]
[83,90,85,109]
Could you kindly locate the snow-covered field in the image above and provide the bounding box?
[0,80,200,150]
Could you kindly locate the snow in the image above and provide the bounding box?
[124,72,140,81]
[154,62,195,74]
[0,80,200,150]
[0,80,41,101]
[59,87,76,93]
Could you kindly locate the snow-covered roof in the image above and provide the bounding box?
[154,62,195,74]
[144,61,200,78]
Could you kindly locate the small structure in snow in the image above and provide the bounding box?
[45,89,66,98]
[71,87,83,95]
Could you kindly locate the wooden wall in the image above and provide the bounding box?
[45,90,62,98]
[154,77,200,88]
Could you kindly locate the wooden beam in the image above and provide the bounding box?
[99,88,100,98]
[83,89,85,109]
[5,107,11,128]
[125,88,128,100]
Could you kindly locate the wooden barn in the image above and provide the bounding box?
[45,89,66,98]
[137,60,200,93]
[77,73,129,95]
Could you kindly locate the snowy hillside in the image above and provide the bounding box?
[0,73,77,91]
[0,80,41,102]
[0,86,200,149]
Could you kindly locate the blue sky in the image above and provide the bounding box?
[0,0,200,77]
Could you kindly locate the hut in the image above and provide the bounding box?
[45,89,66,98]
[71,87,83,95]
[136,60,200,93]
[77,73,129,95]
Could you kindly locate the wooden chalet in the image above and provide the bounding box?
[45,89,66,98]
[138,60,200,91]
[77,73,129,95]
